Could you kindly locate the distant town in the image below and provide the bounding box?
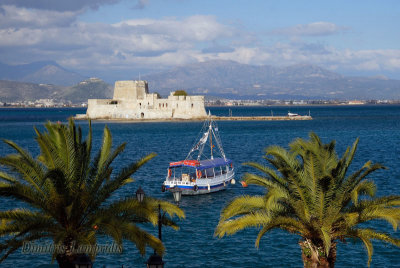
[2,98,400,108]
[205,99,400,106]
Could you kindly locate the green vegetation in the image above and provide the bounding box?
[215,133,400,267]
[0,119,184,266]
[173,90,188,96]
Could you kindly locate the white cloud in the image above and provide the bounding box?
[354,61,380,71]
[0,5,79,29]
[350,50,400,71]
[271,22,347,36]
[0,5,399,79]
[0,10,237,69]
[0,0,122,11]
[117,15,233,42]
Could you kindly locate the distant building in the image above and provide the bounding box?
[84,80,207,119]
[348,100,365,105]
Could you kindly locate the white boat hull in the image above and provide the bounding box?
[163,170,234,195]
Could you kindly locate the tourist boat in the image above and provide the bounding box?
[162,115,235,195]
[288,112,299,117]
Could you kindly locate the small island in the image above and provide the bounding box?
[75,80,312,122]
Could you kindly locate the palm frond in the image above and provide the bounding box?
[254,216,305,247]
[219,195,266,221]
[215,211,272,238]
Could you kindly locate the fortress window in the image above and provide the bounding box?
[163,103,164,108]
[159,103,161,108]
[110,100,118,105]
[166,103,168,107]
[191,103,193,108]
[139,103,141,108]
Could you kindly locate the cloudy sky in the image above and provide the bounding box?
[1,0,399,81]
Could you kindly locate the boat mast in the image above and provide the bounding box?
[194,118,209,161]
[209,121,213,159]
[189,111,226,161]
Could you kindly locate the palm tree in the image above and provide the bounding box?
[0,118,184,267]
[215,133,400,267]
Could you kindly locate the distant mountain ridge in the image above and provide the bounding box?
[1,60,400,102]
[0,80,61,103]
[142,60,400,100]
[0,61,86,86]
[0,78,112,103]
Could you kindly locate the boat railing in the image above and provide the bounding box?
[198,169,234,181]
[165,169,234,184]
[165,178,194,186]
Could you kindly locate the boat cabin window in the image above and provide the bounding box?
[215,166,223,176]
[169,166,196,181]
[204,168,215,178]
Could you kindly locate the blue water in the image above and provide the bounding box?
[0,106,400,267]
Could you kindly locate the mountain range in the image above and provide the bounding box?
[1,60,400,103]
[0,78,112,103]
[0,61,86,86]
[143,60,400,100]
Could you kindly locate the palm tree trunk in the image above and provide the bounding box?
[56,236,77,268]
[300,241,337,268]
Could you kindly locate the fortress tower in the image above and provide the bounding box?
[113,80,148,100]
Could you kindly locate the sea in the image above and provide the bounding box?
[0,105,399,268]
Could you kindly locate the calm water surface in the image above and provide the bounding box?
[0,106,399,267]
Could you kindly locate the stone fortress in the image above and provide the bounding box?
[84,80,207,120]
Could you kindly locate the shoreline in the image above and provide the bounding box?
[73,115,312,122]
[2,103,400,109]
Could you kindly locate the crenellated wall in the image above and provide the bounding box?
[86,80,207,120]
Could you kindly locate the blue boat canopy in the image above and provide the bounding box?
[198,158,233,170]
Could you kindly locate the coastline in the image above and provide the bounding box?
[2,103,400,109]
[73,115,312,122]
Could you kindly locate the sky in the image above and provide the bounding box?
[1,0,400,81]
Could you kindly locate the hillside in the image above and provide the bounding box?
[1,60,400,102]
[142,60,400,100]
[0,80,63,103]
[0,78,112,103]
[60,78,113,103]
[0,61,86,86]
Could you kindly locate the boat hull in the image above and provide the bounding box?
[163,171,234,195]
